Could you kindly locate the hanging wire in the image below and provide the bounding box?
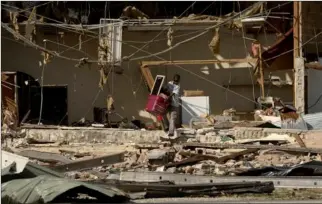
[38,40,47,125]
[200,2,215,15]
[2,1,319,107]
[314,27,320,60]
[1,2,294,65]
[238,1,256,102]
[1,2,291,45]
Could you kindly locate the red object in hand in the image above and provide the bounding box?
[156,115,163,121]
[145,94,169,116]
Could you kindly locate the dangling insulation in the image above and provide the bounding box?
[209,28,220,55]
[167,27,174,47]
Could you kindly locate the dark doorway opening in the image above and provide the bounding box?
[29,85,68,126]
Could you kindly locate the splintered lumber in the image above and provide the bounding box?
[183,143,322,154]
[53,152,124,172]
[141,58,257,66]
[179,149,258,164]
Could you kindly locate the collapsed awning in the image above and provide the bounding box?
[2,175,130,204]
[261,28,294,71]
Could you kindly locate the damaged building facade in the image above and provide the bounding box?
[1,1,297,126]
[3,2,322,203]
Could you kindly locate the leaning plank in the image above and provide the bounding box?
[53,152,124,172]
[164,156,205,168]
[18,150,72,164]
[216,148,259,163]
[17,150,109,178]
[183,143,322,154]
[293,134,307,148]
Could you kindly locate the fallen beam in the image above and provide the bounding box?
[178,150,258,164]
[183,143,322,154]
[53,152,124,172]
[141,58,257,66]
[18,150,72,164]
[165,156,207,168]
[93,180,274,195]
[120,171,322,188]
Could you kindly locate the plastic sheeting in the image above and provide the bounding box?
[1,175,130,204]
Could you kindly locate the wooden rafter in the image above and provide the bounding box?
[140,58,258,91]
[141,58,257,67]
[139,58,261,131]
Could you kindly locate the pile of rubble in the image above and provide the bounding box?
[3,116,322,203]
[94,134,320,178]
[5,126,322,179]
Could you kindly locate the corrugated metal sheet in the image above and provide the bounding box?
[2,175,130,204]
[302,112,322,130]
[271,112,322,130]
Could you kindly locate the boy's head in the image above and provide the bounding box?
[173,74,180,84]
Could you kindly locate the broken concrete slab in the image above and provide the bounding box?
[23,127,166,144]
[13,126,322,146]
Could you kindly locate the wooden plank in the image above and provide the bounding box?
[183,143,322,154]
[178,149,258,164]
[141,58,257,67]
[293,134,307,148]
[164,155,206,168]
[140,65,154,90]
[53,152,124,172]
[258,45,265,97]
[18,150,71,164]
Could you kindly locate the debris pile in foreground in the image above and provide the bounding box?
[2,123,322,203]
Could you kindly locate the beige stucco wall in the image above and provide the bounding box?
[1,27,294,124]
